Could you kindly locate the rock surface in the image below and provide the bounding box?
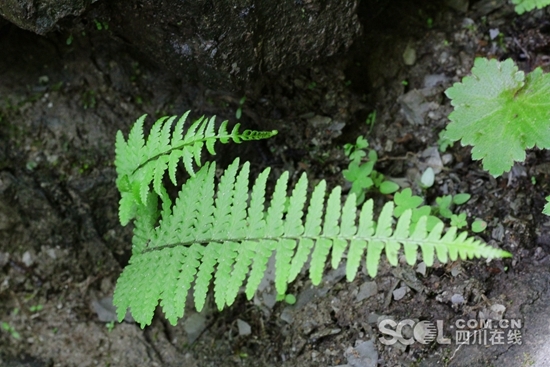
[0,0,361,90]
[0,0,92,34]
[101,0,361,88]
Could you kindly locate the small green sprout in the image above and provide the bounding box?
[106,321,116,332]
[236,96,246,120]
[437,130,453,152]
[343,136,400,203]
[420,167,435,188]
[471,219,487,233]
[276,293,297,305]
[366,111,377,133]
[1,322,20,339]
[284,294,297,305]
[450,213,468,229]
[94,20,109,31]
[453,193,471,205]
[29,304,44,313]
[426,18,433,28]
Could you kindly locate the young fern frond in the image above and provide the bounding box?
[113,112,511,328]
[114,112,277,225]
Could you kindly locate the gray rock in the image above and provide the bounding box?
[445,0,469,12]
[91,296,134,323]
[451,293,465,305]
[183,313,207,344]
[397,89,440,125]
[237,319,251,336]
[393,286,409,301]
[2,0,360,89]
[356,281,378,302]
[102,0,361,89]
[423,73,449,88]
[344,340,378,367]
[402,41,417,66]
[0,0,93,35]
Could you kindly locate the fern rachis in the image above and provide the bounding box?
[113,112,511,327]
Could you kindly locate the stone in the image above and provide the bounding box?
[344,340,378,367]
[356,281,378,302]
[0,0,93,35]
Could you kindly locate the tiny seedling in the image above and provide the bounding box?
[432,193,476,230]
[235,96,247,120]
[93,19,109,31]
[106,321,116,332]
[437,130,453,152]
[344,136,368,163]
[366,111,376,133]
[472,219,488,233]
[450,213,468,229]
[393,188,439,229]
[342,136,399,204]
[1,322,20,339]
[284,294,297,305]
[394,188,475,231]
[29,304,43,313]
[276,293,297,305]
[420,167,435,188]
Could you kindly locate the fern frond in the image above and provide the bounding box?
[114,158,511,327]
[115,112,277,225]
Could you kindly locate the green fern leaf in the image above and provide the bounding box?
[115,113,277,223]
[114,156,511,327]
[443,58,550,176]
[114,111,511,327]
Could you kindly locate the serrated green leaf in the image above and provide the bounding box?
[543,196,550,216]
[444,58,550,176]
[511,0,550,14]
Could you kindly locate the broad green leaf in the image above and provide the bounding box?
[379,181,400,194]
[471,219,487,233]
[420,167,435,188]
[444,58,550,176]
[511,0,550,14]
[453,193,471,205]
[543,196,550,216]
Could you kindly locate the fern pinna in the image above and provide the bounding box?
[113,112,511,327]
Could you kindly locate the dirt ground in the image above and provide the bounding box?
[2,1,550,366]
